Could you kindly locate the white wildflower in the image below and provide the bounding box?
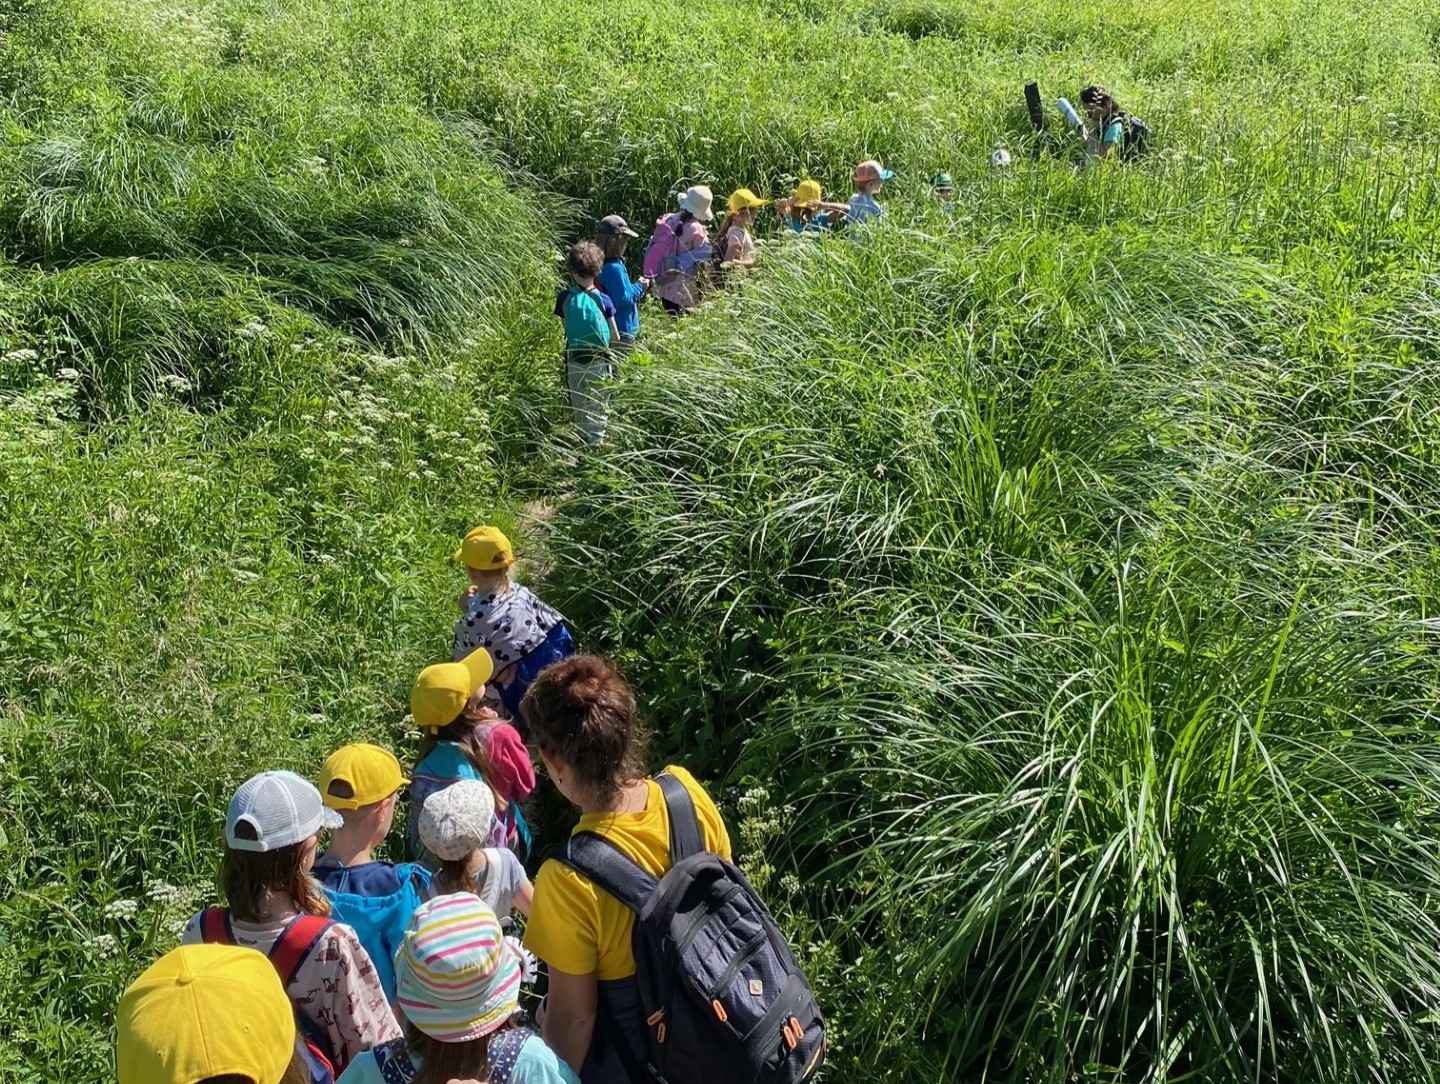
[55,367,81,381]
[104,899,140,920]
[157,373,193,394]
[83,933,119,958]
[5,348,39,363]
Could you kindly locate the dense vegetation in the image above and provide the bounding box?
[2,0,1439,1080]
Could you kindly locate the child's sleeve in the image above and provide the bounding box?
[553,289,568,318]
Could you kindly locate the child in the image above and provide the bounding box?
[931,171,954,202]
[776,179,848,235]
[419,779,534,917]
[554,240,620,445]
[848,159,893,226]
[407,646,538,865]
[595,215,648,356]
[644,185,714,315]
[453,524,576,725]
[118,944,311,1084]
[1079,84,1149,161]
[184,770,402,1075]
[337,894,578,1084]
[314,743,432,1003]
[713,188,768,269]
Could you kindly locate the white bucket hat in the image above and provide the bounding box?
[677,185,715,222]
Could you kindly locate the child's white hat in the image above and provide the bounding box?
[419,779,497,861]
[677,185,715,222]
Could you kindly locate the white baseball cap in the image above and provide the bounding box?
[225,770,342,853]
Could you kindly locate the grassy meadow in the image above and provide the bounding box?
[2,0,1439,1080]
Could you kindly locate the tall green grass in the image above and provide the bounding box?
[543,222,1440,1080]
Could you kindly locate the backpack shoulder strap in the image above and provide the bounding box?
[269,913,336,987]
[657,771,705,863]
[553,832,656,915]
[199,907,233,945]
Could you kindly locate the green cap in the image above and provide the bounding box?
[931,172,953,188]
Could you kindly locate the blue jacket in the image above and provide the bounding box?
[596,258,645,339]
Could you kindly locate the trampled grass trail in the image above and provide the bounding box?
[3,0,1440,1080]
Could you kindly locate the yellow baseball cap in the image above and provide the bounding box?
[411,647,495,731]
[117,944,295,1084]
[319,743,409,810]
[727,188,769,214]
[794,179,823,206]
[455,526,515,571]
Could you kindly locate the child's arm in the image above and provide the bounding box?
[512,874,535,917]
[819,200,850,213]
[606,315,621,343]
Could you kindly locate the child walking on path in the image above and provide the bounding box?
[118,943,312,1084]
[644,185,714,315]
[714,188,769,269]
[555,240,620,444]
[777,179,849,235]
[408,646,538,864]
[313,743,432,1003]
[453,525,576,726]
[184,770,402,1075]
[848,159,893,226]
[595,215,648,356]
[336,894,578,1084]
[419,779,534,917]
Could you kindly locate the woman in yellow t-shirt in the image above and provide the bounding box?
[521,655,732,1084]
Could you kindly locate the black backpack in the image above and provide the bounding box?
[555,773,826,1084]
[1118,112,1151,158]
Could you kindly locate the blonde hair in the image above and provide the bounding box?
[467,565,514,594]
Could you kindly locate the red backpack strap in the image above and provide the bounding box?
[199,907,233,945]
[269,914,335,987]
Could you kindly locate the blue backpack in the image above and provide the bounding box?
[562,286,611,350]
[321,863,431,1002]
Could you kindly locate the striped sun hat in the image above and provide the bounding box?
[395,894,521,1042]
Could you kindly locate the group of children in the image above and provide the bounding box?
[554,83,1145,443]
[117,526,580,1084]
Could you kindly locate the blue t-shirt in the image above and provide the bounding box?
[596,259,645,340]
[786,212,829,234]
[848,192,885,225]
[1101,117,1124,145]
[313,856,403,896]
[337,1029,579,1084]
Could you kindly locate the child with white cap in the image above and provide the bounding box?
[337,894,578,1084]
[847,158,893,226]
[117,943,307,1084]
[183,769,401,1075]
[419,779,534,917]
[643,185,714,315]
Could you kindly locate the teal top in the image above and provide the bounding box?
[337,1030,579,1084]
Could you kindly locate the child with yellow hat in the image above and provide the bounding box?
[776,179,849,235]
[714,188,769,269]
[452,525,576,728]
[405,644,540,866]
[117,944,303,1084]
[313,742,433,1003]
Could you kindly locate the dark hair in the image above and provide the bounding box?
[417,712,496,783]
[598,233,629,260]
[1080,84,1118,114]
[405,1021,509,1084]
[567,240,604,279]
[520,654,647,805]
[220,830,331,923]
[201,1050,310,1084]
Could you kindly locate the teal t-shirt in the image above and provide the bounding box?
[337,1030,579,1084]
[1102,117,1124,145]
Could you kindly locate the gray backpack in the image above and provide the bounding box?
[556,773,826,1084]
